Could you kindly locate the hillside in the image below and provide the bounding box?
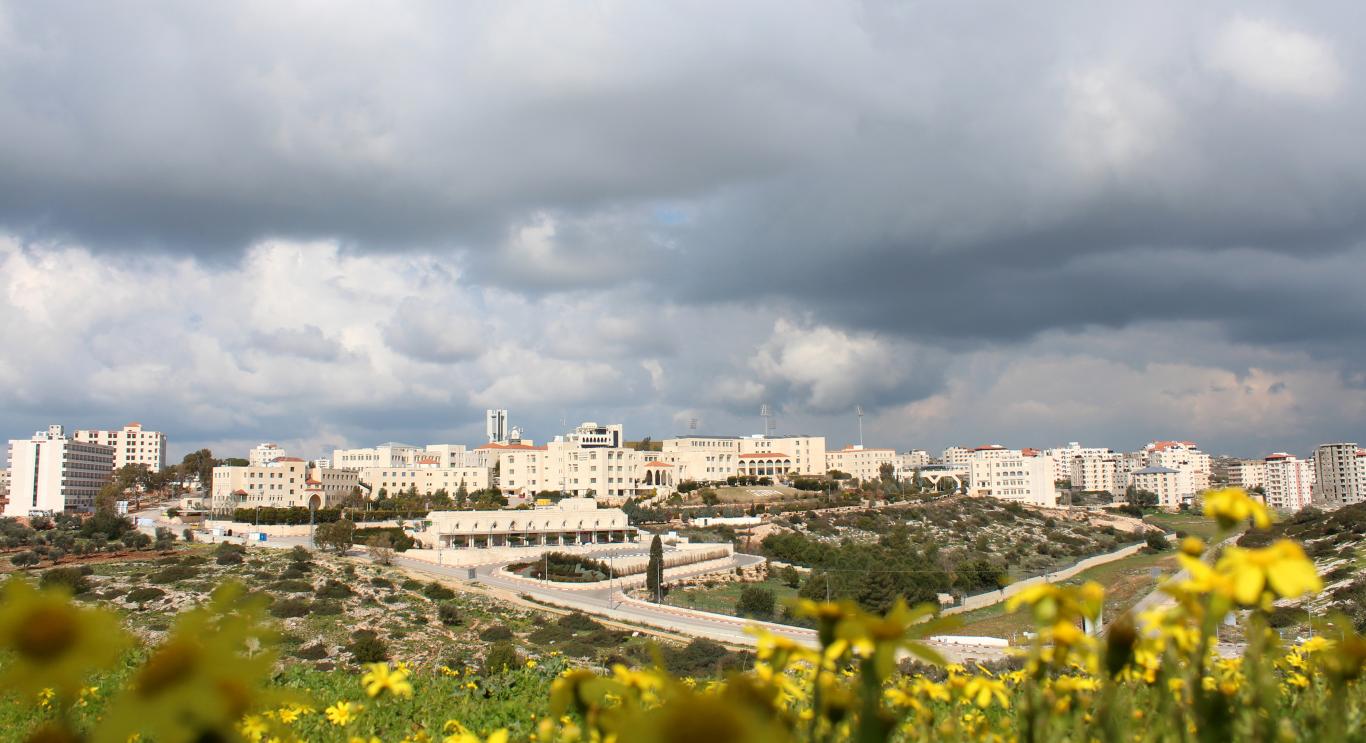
[1238,503,1366,632]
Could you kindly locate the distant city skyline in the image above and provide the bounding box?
[2,3,1364,462]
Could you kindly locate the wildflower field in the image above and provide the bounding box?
[2,488,1365,742]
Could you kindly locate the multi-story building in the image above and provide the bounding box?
[941,446,977,468]
[416,497,634,550]
[5,425,114,516]
[1142,441,1211,493]
[967,446,1057,507]
[0,469,9,503]
[249,443,289,467]
[661,436,741,483]
[898,450,932,471]
[825,445,898,482]
[210,458,359,512]
[1129,465,1187,509]
[73,422,167,471]
[1229,459,1267,492]
[1313,443,1366,510]
[739,435,827,476]
[1262,453,1315,512]
[486,423,658,504]
[1068,452,1124,495]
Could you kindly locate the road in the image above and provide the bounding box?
[138,509,1007,662]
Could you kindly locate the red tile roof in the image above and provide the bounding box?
[645,461,674,467]
[275,457,307,462]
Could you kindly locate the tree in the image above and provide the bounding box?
[646,535,664,602]
[367,532,396,565]
[153,527,176,551]
[737,586,775,618]
[780,565,802,589]
[1127,487,1159,510]
[315,518,356,554]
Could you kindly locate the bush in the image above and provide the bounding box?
[557,612,601,633]
[149,565,198,584]
[422,581,456,601]
[11,551,40,568]
[400,579,424,591]
[40,567,91,594]
[483,641,519,674]
[312,600,344,616]
[480,625,514,642]
[348,634,390,663]
[126,587,166,604]
[280,564,308,579]
[270,598,312,618]
[438,603,462,626]
[1145,531,1171,552]
[315,579,355,599]
[271,580,314,594]
[737,586,776,618]
[370,577,394,588]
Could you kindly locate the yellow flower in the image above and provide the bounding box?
[361,662,414,698]
[526,659,538,669]
[350,737,383,743]
[1215,540,1322,606]
[0,578,131,697]
[326,701,363,726]
[1203,487,1271,530]
[239,715,269,742]
[1179,536,1206,556]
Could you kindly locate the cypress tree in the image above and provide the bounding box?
[646,535,664,602]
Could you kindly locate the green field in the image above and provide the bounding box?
[666,575,802,619]
[1144,511,1222,541]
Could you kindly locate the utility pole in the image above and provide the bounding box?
[826,573,831,602]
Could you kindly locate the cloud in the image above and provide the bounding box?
[1210,17,1345,100]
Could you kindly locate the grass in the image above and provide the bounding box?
[953,548,1180,641]
[1144,511,1222,541]
[666,576,801,619]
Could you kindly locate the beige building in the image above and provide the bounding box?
[738,435,827,476]
[825,445,898,482]
[1129,465,1187,509]
[1312,443,1366,510]
[1142,441,1211,493]
[5,425,115,516]
[211,458,359,512]
[1262,453,1315,513]
[73,422,167,471]
[660,436,741,483]
[941,446,977,468]
[967,446,1057,507]
[1229,459,1267,491]
[416,497,633,549]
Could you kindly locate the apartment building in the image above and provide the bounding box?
[1142,441,1212,493]
[941,446,977,468]
[1229,459,1267,491]
[5,425,114,516]
[967,446,1057,507]
[1262,453,1315,512]
[210,458,359,511]
[73,422,167,471]
[1313,443,1366,510]
[249,443,289,467]
[1129,465,1188,509]
[825,445,898,482]
[898,450,931,471]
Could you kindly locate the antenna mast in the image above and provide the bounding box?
[856,405,864,447]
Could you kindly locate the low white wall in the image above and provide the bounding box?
[945,541,1148,615]
[203,519,403,538]
[399,540,733,570]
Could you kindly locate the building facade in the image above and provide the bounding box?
[72,422,167,471]
[210,458,359,511]
[249,443,289,467]
[1262,453,1315,512]
[825,445,898,482]
[1229,459,1267,492]
[1313,443,1366,510]
[967,447,1057,507]
[416,497,634,549]
[1129,465,1186,509]
[5,425,115,516]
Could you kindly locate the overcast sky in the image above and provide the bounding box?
[2,1,1364,462]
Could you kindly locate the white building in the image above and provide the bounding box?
[941,446,977,468]
[5,425,115,517]
[1262,453,1315,513]
[661,436,741,483]
[416,497,634,549]
[483,422,661,504]
[249,443,289,467]
[1229,459,1267,492]
[1313,443,1366,510]
[72,422,167,471]
[1129,465,1187,509]
[739,435,827,476]
[898,450,932,472]
[825,445,898,482]
[1141,441,1211,494]
[967,446,1057,507]
[486,409,509,444]
[210,458,359,512]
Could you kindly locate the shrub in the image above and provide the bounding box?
[557,612,601,633]
[438,603,462,626]
[40,567,91,594]
[180,555,208,566]
[217,551,244,566]
[312,600,344,616]
[294,643,329,660]
[480,625,514,642]
[126,587,166,604]
[315,579,355,599]
[370,577,394,588]
[269,598,312,618]
[483,641,519,674]
[11,551,40,568]
[271,580,314,593]
[280,564,308,579]
[422,581,456,600]
[400,579,423,591]
[1145,531,1171,552]
[149,565,198,584]
[737,586,776,618]
[348,634,389,663]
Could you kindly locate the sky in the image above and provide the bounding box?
[2,1,1365,463]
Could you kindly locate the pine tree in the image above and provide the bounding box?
[646,535,664,602]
